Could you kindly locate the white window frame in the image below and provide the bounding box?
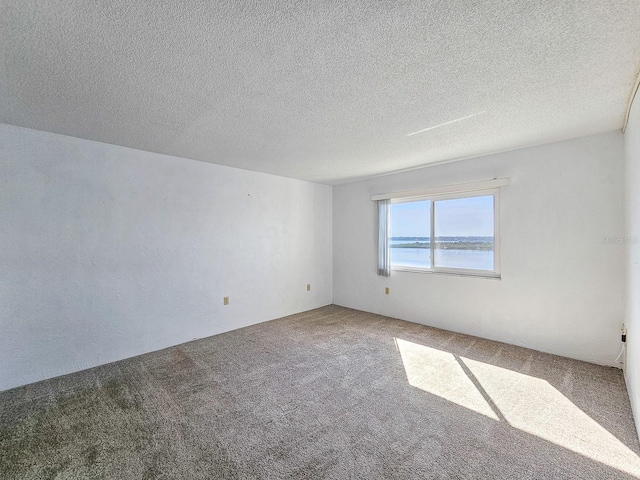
[390,188,501,279]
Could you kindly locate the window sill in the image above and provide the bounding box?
[391,266,501,279]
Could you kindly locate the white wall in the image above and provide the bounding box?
[625,92,640,435]
[333,132,626,366]
[0,124,332,391]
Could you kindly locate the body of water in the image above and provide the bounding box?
[391,247,494,271]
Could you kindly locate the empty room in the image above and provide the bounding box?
[2,1,640,478]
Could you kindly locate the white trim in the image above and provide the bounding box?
[493,191,501,274]
[370,177,509,201]
[430,195,436,266]
[392,266,501,279]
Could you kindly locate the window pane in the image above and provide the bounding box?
[390,200,431,268]
[434,195,494,270]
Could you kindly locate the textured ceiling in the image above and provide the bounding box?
[2,1,640,184]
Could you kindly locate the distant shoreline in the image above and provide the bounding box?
[392,242,493,251]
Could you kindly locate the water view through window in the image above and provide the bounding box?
[390,200,431,268]
[390,195,494,271]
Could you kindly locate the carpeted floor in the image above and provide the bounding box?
[1,305,639,479]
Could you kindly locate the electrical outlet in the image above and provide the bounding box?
[223,296,229,305]
[307,284,311,291]
[385,287,390,295]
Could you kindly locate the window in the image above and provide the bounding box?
[390,200,431,269]
[388,190,499,277]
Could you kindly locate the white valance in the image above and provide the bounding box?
[370,178,510,202]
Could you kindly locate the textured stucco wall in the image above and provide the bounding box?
[0,124,333,391]
[625,92,640,436]
[333,132,626,366]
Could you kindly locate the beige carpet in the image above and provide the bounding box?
[1,305,639,479]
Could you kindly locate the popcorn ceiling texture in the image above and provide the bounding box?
[1,0,639,184]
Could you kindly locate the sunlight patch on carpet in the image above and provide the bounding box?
[461,356,640,477]
[395,338,499,420]
[396,337,640,477]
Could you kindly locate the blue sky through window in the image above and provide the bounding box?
[391,196,493,238]
[390,200,430,238]
[435,196,493,237]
